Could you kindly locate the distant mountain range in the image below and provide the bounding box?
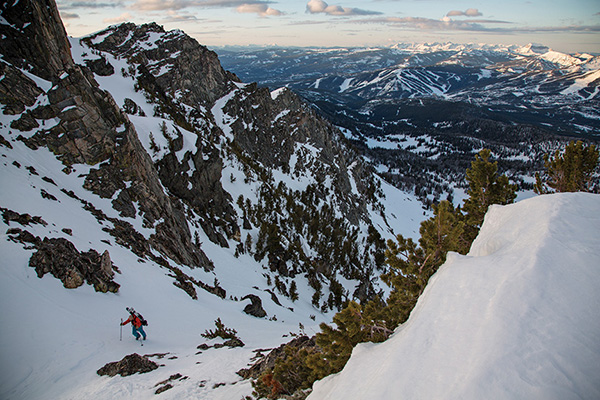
[217,43,600,204]
[217,42,599,134]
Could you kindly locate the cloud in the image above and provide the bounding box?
[129,0,273,11]
[359,16,510,32]
[306,0,326,13]
[60,12,80,19]
[162,10,199,22]
[196,0,269,5]
[60,1,124,9]
[103,12,133,24]
[359,15,600,36]
[236,3,283,16]
[446,8,483,17]
[130,0,193,11]
[509,24,600,33]
[306,0,381,16]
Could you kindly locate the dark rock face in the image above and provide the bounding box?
[1,208,47,227]
[97,353,159,377]
[154,373,188,394]
[74,22,388,304]
[0,0,212,271]
[1,0,388,308]
[221,337,245,348]
[5,223,120,293]
[29,239,120,292]
[241,294,267,318]
[0,0,73,81]
[84,56,114,76]
[225,85,368,226]
[82,22,241,248]
[0,62,44,116]
[81,21,376,248]
[84,22,237,107]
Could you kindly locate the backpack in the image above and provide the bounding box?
[126,307,148,326]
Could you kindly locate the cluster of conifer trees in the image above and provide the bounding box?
[534,140,599,194]
[251,141,599,399]
[236,175,384,311]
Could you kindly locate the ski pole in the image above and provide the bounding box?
[120,318,123,341]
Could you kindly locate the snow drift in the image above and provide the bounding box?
[309,192,600,400]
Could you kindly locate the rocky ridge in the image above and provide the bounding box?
[1,0,212,286]
[1,0,395,309]
[72,22,390,306]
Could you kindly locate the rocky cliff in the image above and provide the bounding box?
[75,21,389,306]
[1,0,396,308]
[0,0,211,278]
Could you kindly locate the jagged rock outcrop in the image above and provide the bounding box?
[0,0,212,271]
[80,22,379,245]
[0,63,44,116]
[29,239,120,292]
[84,22,237,107]
[97,353,159,377]
[224,85,366,224]
[6,225,120,293]
[73,22,390,307]
[81,22,241,247]
[0,0,73,81]
[3,208,120,292]
[1,0,390,309]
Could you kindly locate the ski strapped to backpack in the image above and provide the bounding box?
[126,307,148,326]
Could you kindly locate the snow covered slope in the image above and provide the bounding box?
[309,192,600,400]
[0,2,428,398]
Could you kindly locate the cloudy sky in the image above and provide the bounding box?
[57,0,600,53]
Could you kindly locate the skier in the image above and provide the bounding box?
[121,307,147,341]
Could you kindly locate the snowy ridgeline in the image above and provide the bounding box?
[309,192,600,400]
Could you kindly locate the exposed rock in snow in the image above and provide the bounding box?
[97,353,159,377]
[242,294,268,318]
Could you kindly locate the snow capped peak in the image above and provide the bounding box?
[517,42,550,55]
[541,50,583,67]
[390,41,468,53]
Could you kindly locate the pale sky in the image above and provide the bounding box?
[57,0,600,53]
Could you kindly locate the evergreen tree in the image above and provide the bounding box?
[534,140,599,194]
[251,150,518,396]
[305,301,366,380]
[244,233,253,254]
[379,200,464,330]
[385,201,462,292]
[418,200,464,270]
[462,149,516,244]
[289,280,299,302]
[271,345,316,395]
